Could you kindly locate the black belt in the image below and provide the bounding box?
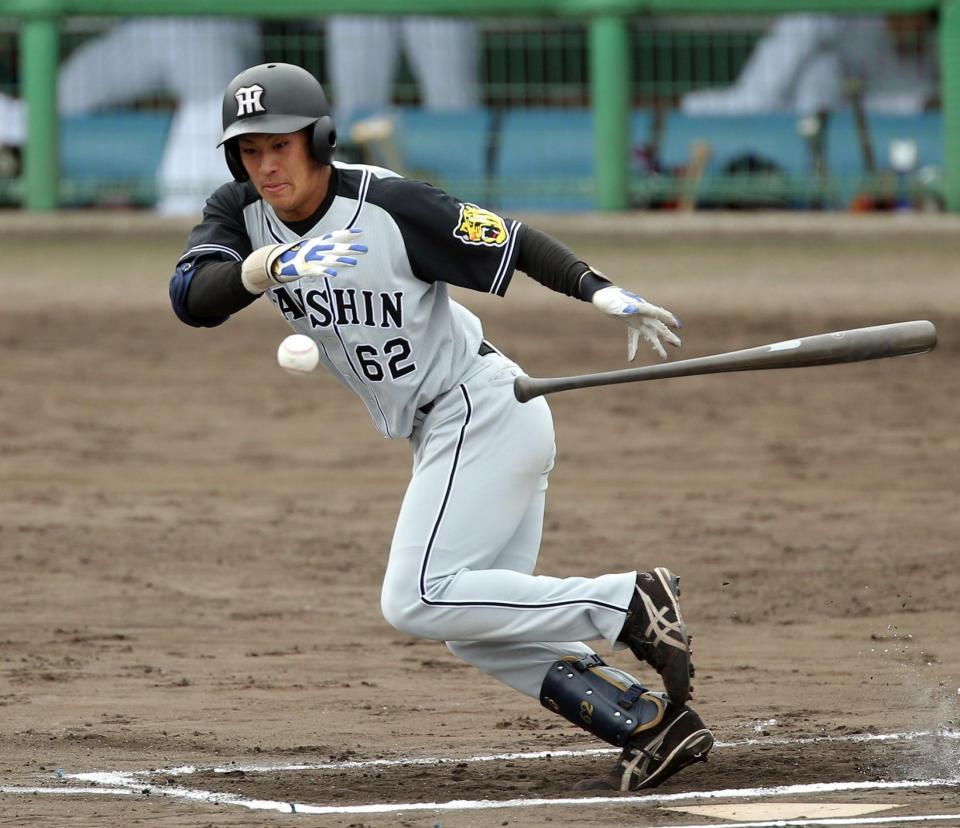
[418,341,496,416]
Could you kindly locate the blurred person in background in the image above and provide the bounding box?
[324,15,479,124]
[0,17,260,215]
[681,13,938,117]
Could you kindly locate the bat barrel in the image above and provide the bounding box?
[514,319,936,403]
[761,319,937,366]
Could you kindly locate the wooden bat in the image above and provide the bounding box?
[350,115,406,176]
[678,140,711,212]
[513,320,937,403]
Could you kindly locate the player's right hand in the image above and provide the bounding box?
[272,229,368,282]
[241,228,367,294]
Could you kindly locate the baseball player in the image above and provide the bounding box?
[169,62,713,791]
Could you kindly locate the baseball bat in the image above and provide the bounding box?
[513,320,936,403]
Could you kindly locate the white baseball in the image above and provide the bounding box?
[277,334,320,375]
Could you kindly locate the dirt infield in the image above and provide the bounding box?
[1,224,957,826]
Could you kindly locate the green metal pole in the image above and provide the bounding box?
[590,15,630,211]
[941,0,960,211]
[20,15,60,211]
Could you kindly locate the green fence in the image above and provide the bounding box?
[0,0,954,213]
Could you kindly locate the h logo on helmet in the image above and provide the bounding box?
[235,84,266,117]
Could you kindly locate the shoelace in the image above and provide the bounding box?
[619,743,663,792]
[638,587,687,650]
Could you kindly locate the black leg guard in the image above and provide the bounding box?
[540,655,713,791]
[539,655,666,748]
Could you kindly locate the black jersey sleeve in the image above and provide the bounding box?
[365,178,521,296]
[170,182,257,328]
[179,181,256,268]
[515,226,612,300]
[185,260,258,320]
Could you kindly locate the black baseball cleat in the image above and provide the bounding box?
[574,701,713,792]
[617,567,692,705]
[617,703,713,791]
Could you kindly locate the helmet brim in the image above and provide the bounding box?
[218,114,319,146]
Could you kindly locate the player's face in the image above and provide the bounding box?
[237,131,330,222]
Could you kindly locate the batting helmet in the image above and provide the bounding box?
[218,62,337,181]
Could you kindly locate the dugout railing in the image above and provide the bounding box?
[0,0,954,213]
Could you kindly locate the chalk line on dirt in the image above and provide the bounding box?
[3,777,959,819]
[0,728,955,818]
[99,726,960,777]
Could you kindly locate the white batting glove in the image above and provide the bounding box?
[591,285,682,361]
[241,228,367,295]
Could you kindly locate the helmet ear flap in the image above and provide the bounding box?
[223,115,335,181]
[311,114,337,166]
[224,139,249,182]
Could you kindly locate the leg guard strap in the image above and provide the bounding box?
[540,656,667,748]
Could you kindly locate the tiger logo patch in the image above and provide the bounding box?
[453,203,509,248]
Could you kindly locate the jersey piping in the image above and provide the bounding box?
[178,242,244,264]
[345,168,371,229]
[490,221,521,295]
[263,210,287,245]
[417,385,629,614]
[322,273,393,438]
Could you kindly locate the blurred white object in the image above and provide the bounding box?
[682,14,937,117]
[796,114,822,138]
[889,138,918,172]
[61,19,261,216]
[2,18,260,215]
[0,92,25,145]
[326,16,479,123]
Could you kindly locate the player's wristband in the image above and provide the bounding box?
[577,269,613,301]
[241,244,283,294]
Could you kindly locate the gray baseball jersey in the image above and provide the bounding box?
[179,161,521,438]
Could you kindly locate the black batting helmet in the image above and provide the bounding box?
[218,62,337,181]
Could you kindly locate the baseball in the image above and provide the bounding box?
[277,334,320,375]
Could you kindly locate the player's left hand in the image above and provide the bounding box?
[591,285,682,361]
